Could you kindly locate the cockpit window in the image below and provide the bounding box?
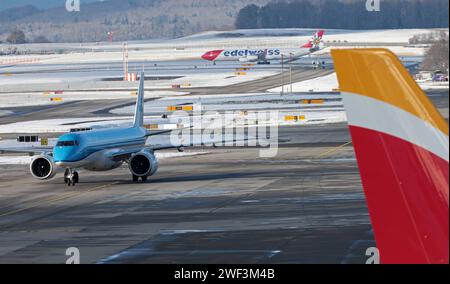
[57,141,78,147]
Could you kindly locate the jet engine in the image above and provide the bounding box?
[30,154,57,180]
[129,151,159,177]
[239,56,258,63]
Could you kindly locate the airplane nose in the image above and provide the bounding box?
[201,50,222,61]
[202,52,213,61]
[53,147,77,164]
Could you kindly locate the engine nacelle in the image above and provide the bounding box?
[238,55,258,63]
[129,151,158,177]
[30,154,57,180]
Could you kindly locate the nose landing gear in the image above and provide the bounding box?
[132,174,148,183]
[64,169,79,186]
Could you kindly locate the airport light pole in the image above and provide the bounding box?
[289,53,293,94]
[123,42,129,81]
[281,54,284,95]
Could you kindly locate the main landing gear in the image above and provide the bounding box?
[64,169,79,186]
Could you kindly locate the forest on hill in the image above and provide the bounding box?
[236,0,449,30]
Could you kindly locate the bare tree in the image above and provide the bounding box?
[6,29,26,44]
[33,35,51,43]
[422,31,449,73]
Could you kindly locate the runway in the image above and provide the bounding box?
[0,134,373,264]
[0,56,448,263]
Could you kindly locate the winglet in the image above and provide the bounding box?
[133,72,145,128]
[332,48,449,264]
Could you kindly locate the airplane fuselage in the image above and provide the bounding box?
[54,127,147,170]
[201,48,312,62]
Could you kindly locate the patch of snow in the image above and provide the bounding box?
[0,91,186,108]
[0,156,34,165]
[419,81,449,90]
[0,110,13,117]
[1,29,442,65]
[268,73,339,93]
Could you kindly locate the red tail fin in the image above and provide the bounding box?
[332,49,449,264]
[301,30,325,49]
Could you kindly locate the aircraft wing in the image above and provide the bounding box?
[281,54,299,64]
[110,136,257,161]
[281,48,321,64]
[332,48,449,264]
[145,129,177,137]
[145,125,194,137]
[0,147,53,155]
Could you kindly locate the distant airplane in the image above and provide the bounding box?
[0,74,193,186]
[332,48,449,264]
[201,30,325,64]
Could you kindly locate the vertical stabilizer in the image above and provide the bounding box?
[302,30,325,49]
[332,48,449,264]
[134,73,145,128]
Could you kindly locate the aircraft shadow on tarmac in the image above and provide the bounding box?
[50,170,282,186]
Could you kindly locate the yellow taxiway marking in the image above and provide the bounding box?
[0,182,120,218]
[315,141,353,159]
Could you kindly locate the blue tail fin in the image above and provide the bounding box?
[133,73,145,128]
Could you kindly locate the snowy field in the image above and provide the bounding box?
[268,73,449,93]
[268,73,339,93]
[419,81,450,90]
[0,106,347,134]
[181,28,444,44]
[0,90,187,108]
[0,63,279,99]
[0,117,135,133]
[1,28,445,65]
[0,28,445,140]
[1,28,443,104]
[0,110,13,117]
[110,92,343,115]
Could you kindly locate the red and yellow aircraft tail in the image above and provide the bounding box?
[332,49,449,264]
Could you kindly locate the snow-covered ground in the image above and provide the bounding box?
[182,28,444,44]
[0,110,13,117]
[0,156,34,165]
[268,72,449,93]
[1,28,445,65]
[111,93,343,115]
[0,67,279,104]
[1,28,442,106]
[168,70,278,88]
[0,68,279,108]
[268,73,339,93]
[316,46,426,57]
[418,81,450,90]
[0,117,134,133]
[0,107,347,134]
[0,90,186,108]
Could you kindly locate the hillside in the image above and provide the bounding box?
[0,0,271,43]
[236,0,449,30]
[0,0,101,11]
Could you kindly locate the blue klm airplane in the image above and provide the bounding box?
[0,73,188,186]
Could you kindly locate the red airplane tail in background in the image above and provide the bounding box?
[332,49,449,264]
[302,30,325,49]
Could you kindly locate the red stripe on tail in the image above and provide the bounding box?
[350,125,449,264]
